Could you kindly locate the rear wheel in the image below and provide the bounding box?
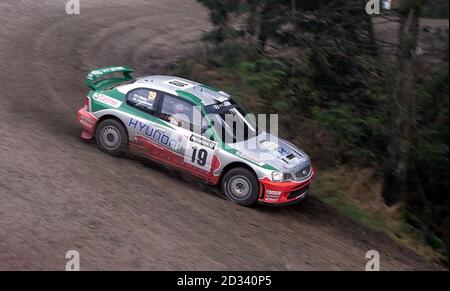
[221,167,259,206]
[95,119,128,157]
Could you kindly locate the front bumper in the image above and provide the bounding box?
[258,169,314,205]
[76,108,98,140]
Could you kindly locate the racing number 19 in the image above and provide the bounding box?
[184,138,214,171]
[191,147,208,166]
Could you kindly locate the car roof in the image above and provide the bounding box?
[130,75,231,106]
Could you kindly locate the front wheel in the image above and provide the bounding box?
[95,119,128,157]
[221,168,260,206]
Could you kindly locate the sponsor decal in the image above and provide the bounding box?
[185,135,217,172]
[212,101,232,111]
[147,91,157,101]
[265,190,281,201]
[128,118,180,151]
[235,151,265,167]
[190,134,216,150]
[204,101,235,114]
[87,66,127,80]
[93,93,122,108]
[128,89,157,110]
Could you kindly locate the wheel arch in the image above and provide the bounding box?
[95,114,129,141]
[219,161,259,186]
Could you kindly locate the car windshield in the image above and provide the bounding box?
[204,100,261,143]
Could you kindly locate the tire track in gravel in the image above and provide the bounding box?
[0,0,440,270]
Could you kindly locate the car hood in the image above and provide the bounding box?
[229,132,310,173]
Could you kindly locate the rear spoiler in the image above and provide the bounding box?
[85,66,134,90]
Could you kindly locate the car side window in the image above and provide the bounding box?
[126,88,159,113]
[160,94,199,131]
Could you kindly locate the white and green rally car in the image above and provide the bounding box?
[77,66,314,206]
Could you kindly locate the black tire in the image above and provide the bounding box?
[95,119,128,157]
[221,167,259,206]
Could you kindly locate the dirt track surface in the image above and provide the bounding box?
[0,0,440,270]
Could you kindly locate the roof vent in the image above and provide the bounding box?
[164,79,194,89]
[218,91,230,98]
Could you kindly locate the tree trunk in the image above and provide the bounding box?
[382,1,421,206]
[256,3,272,53]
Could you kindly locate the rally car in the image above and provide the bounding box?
[77,66,314,206]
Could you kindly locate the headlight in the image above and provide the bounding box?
[271,171,294,182]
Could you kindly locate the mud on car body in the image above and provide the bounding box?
[77,66,314,206]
